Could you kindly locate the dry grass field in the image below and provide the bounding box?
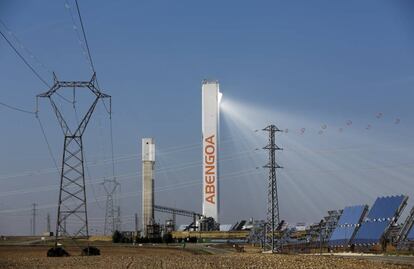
[0,244,413,269]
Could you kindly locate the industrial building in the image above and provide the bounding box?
[134,81,414,255]
[135,81,414,252]
[138,80,224,239]
[141,138,155,238]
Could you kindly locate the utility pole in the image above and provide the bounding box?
[32,203,37,236]
[37,73,111,248]
[135,213,138,233]
[47,213,51,233]
[263,125,283,252]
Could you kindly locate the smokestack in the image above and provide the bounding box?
[202,80,221,222]
[141,138,155,237]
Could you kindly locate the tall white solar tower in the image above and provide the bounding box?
[201,80,222,222]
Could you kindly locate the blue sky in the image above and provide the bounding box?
[1,0,414,235]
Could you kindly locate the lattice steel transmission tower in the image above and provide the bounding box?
[116,205,121,231]
[37,73,110,246]
[263,124,283,252]
[102,179,120,235]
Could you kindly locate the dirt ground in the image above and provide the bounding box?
[0,245,413,269]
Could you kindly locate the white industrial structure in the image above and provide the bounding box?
[141,138,155,237]
[201,80,222,223]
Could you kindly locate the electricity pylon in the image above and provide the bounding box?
[37,73,110,247]
[263,124,283,252]
[102,178,120,235]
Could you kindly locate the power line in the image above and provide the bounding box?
[55,92,73,104]
[0,168,263,215]
[0,19,52,74]
[101,99,111,114]
[70,0,114,212]
[74,0,96,74]
[0,28,50,87]
[4,157,414,200]
[0,101,35,115]
[0,19,61,198]
[0,149,261,199]
[64,0,92,69]
[74,104,105,210]
[109,113,116,179]
[73,0,115,222]
[0,135,246,182]
[0,145,179,181]
[36,115,60,174]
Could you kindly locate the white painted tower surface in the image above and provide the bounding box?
[141,138,155,237]
[202,80,222,222]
